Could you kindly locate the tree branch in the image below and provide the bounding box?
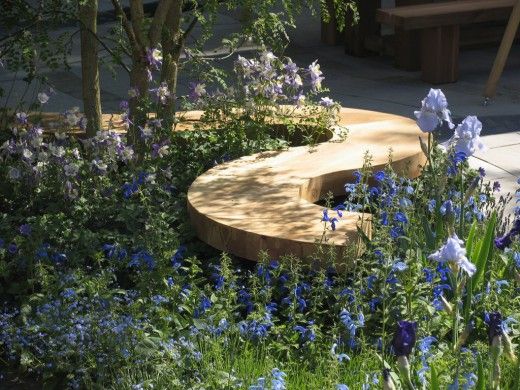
[130,0,146,49]
[182,15,199,42]
[110,0,140,51]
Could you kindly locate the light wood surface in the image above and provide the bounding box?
[377,0,515,30]
[187,108,427,263]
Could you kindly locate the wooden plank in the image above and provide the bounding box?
[187,108,427,263]
[377,0,515,30]
[345,0,380,56]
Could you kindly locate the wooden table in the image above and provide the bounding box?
[187,108,426,263]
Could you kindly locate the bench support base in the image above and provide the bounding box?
[421,26,460,84]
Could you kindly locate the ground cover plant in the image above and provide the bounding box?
[1,52,520,389]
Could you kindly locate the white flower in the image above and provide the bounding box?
[157,145,169,158]
[141,125,153,138]
[193,83,206,97]
[30,136,43,148]
[64,107,81,126]
[8,166,21,180]
[320,97,335,108]
[154,83,170,104]
[64,163,79,177]
[128,88,139,98]
[260,51,276,63]
[91,159,107,173]
[120,146,134,161]
[414,89,454,132]
[55,131,67,140]
[49,144,66,158]
[22,149,33,160]
[37,92,49,104]
[38,151,49,163]
[428,234,476,277]
[151,48,162,62]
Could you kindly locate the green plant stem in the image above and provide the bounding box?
[452,274,460,349]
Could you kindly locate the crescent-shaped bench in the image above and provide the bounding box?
[187,107,427,262]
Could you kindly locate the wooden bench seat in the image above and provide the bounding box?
[377,0,517,84]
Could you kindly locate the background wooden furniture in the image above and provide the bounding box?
[377,0,517,83]
[484,0,520,99]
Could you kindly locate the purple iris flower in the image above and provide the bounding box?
[494,218,520,250]
[391,320,417,357]
[486,312,503,345]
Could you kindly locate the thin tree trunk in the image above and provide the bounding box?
[160,1,184,128]
[79,0,102,137]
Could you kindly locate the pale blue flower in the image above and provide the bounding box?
[451,116,485,157]
[414,89,454,132]
[428,234,476,277]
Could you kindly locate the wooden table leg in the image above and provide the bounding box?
[421,25,460,84]
[345,0,380,56]
[321,0,344,45]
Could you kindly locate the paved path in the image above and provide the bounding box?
[0,3,518,215]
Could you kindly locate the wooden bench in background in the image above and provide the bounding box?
[376,0,516,84]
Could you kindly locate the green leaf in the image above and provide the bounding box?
[476,353,486,390]
[430,365,441,390]
[422,215,436,250]
[472,212,497,289]
[466,220,477,257]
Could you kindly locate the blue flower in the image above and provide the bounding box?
[194,296,212,318]
[394,212,408,224]
[102,243,117,259]
[151,295,168,305]
[293,323,316,343]
[373,171,386,182]
[353,170,362,184]
[336,385,349,390]
[390,226,403,239]
[19,224,32,236]
[418,336,437,354]
[8,243,17,254]
[172,245,187,268]
[271,368,286,390]
[423,268,434,283]
[440,200,454,216]
[427,199,436,213]
[393,261,408,272]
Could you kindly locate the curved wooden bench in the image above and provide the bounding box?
[187,107,427,262]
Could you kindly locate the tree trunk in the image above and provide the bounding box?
[128,52,149,146]
[160,1,184,129]
[79,0,102,137]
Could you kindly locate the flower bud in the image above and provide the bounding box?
[502,333,518,363]
[440,295,453,315]
[397,356,414,389]
[457,323,473,348]
[382,369,397,390]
